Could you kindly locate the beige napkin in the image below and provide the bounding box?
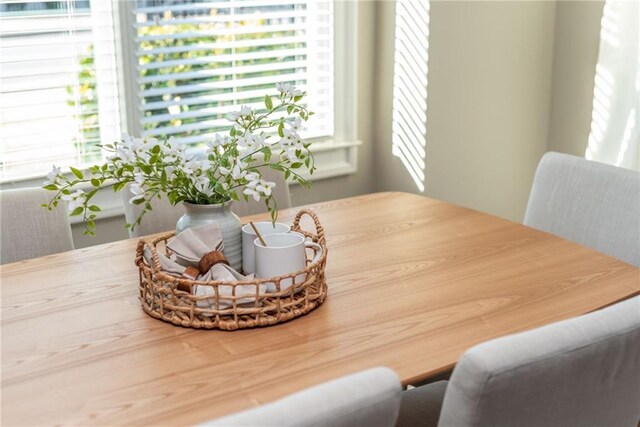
[142,223,264,309]
[166,223,225,268]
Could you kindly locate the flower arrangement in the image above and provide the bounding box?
[43,83,316,235]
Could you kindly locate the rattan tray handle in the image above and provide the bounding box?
[292,209,325,244]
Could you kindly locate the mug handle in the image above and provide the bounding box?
[305,241,323,265]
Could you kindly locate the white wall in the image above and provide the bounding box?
[375,0,557,222]
[547,0,604,156]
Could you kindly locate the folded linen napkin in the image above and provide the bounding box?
[166,223,225,268]
[143,223,264,309]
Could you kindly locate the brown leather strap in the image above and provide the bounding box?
[198,251,229,274]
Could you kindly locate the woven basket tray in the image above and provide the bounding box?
[135,209,328,330]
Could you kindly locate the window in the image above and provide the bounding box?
[128,0,334,147]
[0,0,120,181]
[0,0,344,183]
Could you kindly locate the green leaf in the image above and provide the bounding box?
[89,205,101,212]
[287,105,294,114]
[113,182,126,192]
[151,144,161,154]
[43,184,58,191]
[70,207,83,216]
[90,178,100,187]
[264,95,273,110]
[278,123,284,137]
[293,95,303,102]
[291,162,302,169]
[69,167,83,179]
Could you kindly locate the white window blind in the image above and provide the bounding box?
[132,0,334,147]
[0,0,120,181]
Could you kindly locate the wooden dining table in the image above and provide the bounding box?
[2,192,639,426]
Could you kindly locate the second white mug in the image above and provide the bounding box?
[241,221,290,274]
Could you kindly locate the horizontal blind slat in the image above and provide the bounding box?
[138,47,308,71]
[140,60,307,84]
[137,35,307,56]
[135,23,307,42]
[134,0,309,15]
[141,86,308,111]
[135,10,308,28]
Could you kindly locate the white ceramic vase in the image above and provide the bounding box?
[175,200,243,272]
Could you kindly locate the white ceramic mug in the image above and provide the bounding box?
[242,222,291,275]
[254,232,323,292]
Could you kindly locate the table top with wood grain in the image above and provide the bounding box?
[2,192,639,426]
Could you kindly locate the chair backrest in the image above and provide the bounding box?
[122,165,291,237]
[524,152,640,267]
[1,188,74,264]
[200,367,403,427]
[438,296,640,427]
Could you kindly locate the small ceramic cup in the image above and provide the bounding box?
[241,222,290,275]
[254,232,323,292]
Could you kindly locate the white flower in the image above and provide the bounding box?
[278,128,302,149]
[256,180,276,197]
[220,163,247,180]
[183,158,211,176]
[237,132,266,152]
[226,111,240,122]
[276,82,303,98]
[128,183,145,204]
[284,147,303,163]
[193,175,213,197]
[243,177,276,202]
[245,171,260,182]
[44,165,62,186]
[208,134,230,150]
[240,105,252,117]
[287,116,303,133]
[61,189,86,212]
[243,186,261,202]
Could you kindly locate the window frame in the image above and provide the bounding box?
[1,0,360,223]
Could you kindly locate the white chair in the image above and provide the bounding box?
[0,188,74,264]
[122,165,291,237]
[524,152,640,267]
[396,296,640,427]
[201,367,402,427]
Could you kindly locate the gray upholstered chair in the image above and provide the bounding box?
[396,296,640,427]
[201,367,403,427]
[0,188,74,264]
[122,164,291,237]
[524,152,640,267]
